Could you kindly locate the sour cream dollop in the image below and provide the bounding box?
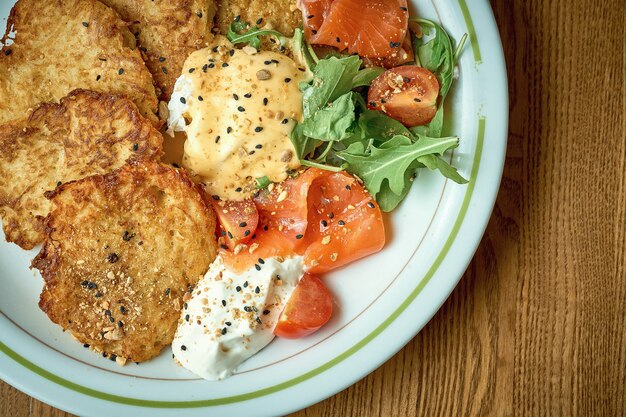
[172,255,303,380]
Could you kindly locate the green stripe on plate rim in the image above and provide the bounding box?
[458,0,482,63]
[0,1,486,409]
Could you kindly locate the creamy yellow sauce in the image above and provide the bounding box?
[169,37,307,200]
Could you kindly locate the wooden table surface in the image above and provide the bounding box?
[2,0,625,415]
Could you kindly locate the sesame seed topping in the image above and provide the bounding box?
[263,309,270,315]
[229,49,235,56]
[254,264,261,271]
[215,135,221,143]
[321,220,328,227]
[162,67,168,74]
[258,258,265,264]
[254,286,260,293]
[263,97,268,106]
[159,57,166,62]
[180,97,186,104]
[221,299,227,306]
[244,93,252,98]
[296,234,303,239]
[222,62,229,68]
[107,253,119,263]
[196,11,203,17]
[233,93,239,100]
[181,345,187,351]
[237,106,246,112]
[284,77,291,83]
[198,95,203,101]
[368,202,376,208]
[165,288,171,295]
[338,220,345,226]
[256,18,263,25]
[236,285,242,292]
[208,63,215,68]
[281,118,289,124]
[227,126,233,133]
[254,126,263,132]
[82,21,89,27]
[132,143,138,151]
[118,68,124,75]
[189,68,195,73]
[96,74,101,81]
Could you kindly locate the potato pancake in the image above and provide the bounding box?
[33,161,218,363]
[0,89,163,249]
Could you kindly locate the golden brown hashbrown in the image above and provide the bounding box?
[100,0,216,101]
[214,0,302,37]
[33,161,218,363]
[0,0,158,125]
[0,89,163,250]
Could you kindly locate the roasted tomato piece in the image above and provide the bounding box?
[367,65,440,127]
[211,198,259,250]
[274,273,333,339]
[300,0,409,59]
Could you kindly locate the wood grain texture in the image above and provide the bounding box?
[1,0,624,415]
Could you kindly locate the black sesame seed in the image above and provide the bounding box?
[255,143,263,148]
[336,37,341,43]
[212,195,221,200]
[258,258,265,264]
[281,118,289,124]
[284,77,291,83]
[235,187,242,192]
[254,126,263,132]
[400,6,408,11]
[57,181,62,187]
[220,244,228,250]
[185,314,190,321]
[221,299,227,306]
[95,292,103,298]
[321,220,328,227]
[82,21,89,27]
[244,93,252,98]
[263,97,268,106]
[198,95,204,101]
[222,62,229,68]
[236,286,242,292]
[227,126,233,133]
[102,352,108,357]
[252,233,257,239]
[233,93,239,100]
[118,320,123,328]
[120,306,127,314]
[184,302,188,309]
[256,317,262,324]
[215,135,221,143]
[118,68,124,75]
[110,354,116,361]
[159,56,166,62]
[263,225,269,231]
[202,64,208,72]
[209,63,216,69]
[180,97,186,104]
[338,220,345,226]
[81,280,89,287]
[414,97,422,102]
[243,281,249,288]
[96,74,101,81]
[237,106,245,112]
[264,60,272,65]
[229,49,235,56]
[380,99,387,104]
[276,275,281,280]
[307,14,314,19]
[312,30,317,35]
[181,345,187,351]
[239,221,247,227]
[133,143,139,151]
[212,46,219,52]
[244,306,252,312]
[346,184,351,190]
[165,288,171,296]
[189,67,195,73]
[244,230,251,236]
[196,11,203,17]
[256,17,263,25]
[221,327,228,335]
[390,41,401,48]
[87,282,97,290]
[403,77,411,83]
[139,46,147,53]
[296,234,304,239]
[329,212,335,218]
[107,253,119,263]
[83,343,90,348]
[254,264,261,271]
[234,15,241,22]
[368,202,376,208]
[109,316,115,323]
[263,309,270,315]
[369,101,376,107]
[227,231,234,238]
[162,67,168,74]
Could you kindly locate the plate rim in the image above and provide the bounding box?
[0,0,508,415]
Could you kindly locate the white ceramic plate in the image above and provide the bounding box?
[0,1,507,416]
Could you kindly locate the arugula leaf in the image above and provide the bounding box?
[300,56,362,117]
[375,161,420,211]
[336,134,460,209]
[291,123,320,160]
[301,92,356,141]
[417,154,468,184]
[352,66,385,88]
[256,176,271,189]
[411,104,444,137]
[357,109,412,143]
[412,19,459,98]
[227,20,286,49]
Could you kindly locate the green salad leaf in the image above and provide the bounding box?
[301,92,356,141]
[227,19,287,49]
